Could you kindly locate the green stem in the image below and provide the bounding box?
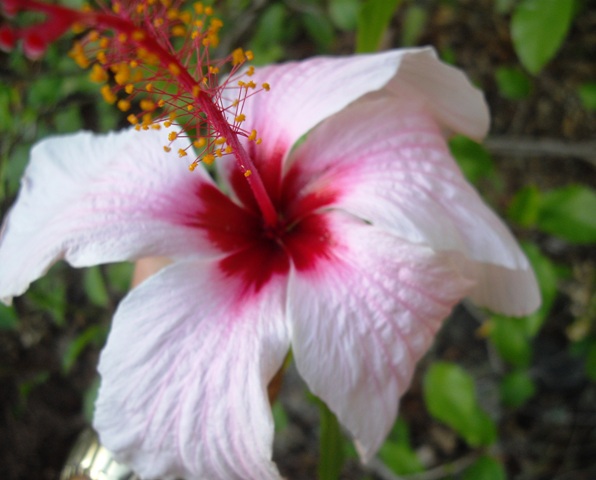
[317,399,345,480]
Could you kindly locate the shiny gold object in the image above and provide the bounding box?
[60,429,140,480]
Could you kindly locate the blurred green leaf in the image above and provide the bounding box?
[489,316,532,368]
[449,135,495,185]
[329,0,361,31]
[272,401,289,431]
[356,0,402,53]
[521,242,559,335]
[495,66,532,99]
[378,419,423,475]
[537,185,596,244]
[463,455,506,480]
[578,82,596,111]
[400,5,427,46]
[84,266,110,307]
[424,362,497,447]
[28,272,67,327]
[0,303,19,331]
[317,399,345,480]
[248,4,288,65]
[62,324,108,374]
[585,340,596,382]
[105,262,134,294]
[511,0,574,74]
[500,370,536,407]
[508,185,541,228]
[495,0,515,14]
[302,11,335,53]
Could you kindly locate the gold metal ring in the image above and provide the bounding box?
[60,428,140,480]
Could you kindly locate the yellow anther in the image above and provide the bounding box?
[192,85,201,97]
[157,99,165,108]
[132,30,145,41]
[172,25,186,37]
[262,82,270,91]
[193,2,204,14]
[96,51,107,65]
[225,145,233,154]
[135,124,141,131]
[191,31,199,40]
[89,64,108,83]
[168,131,178,141]
[189,163,197,172]
[153,18,164,27]
[245,50,254,61]
[163,145,172,152]
[164,121,173,128]
[136,3,145,13]
[245,81,256,89]
[169,112,177,120]
[232,48,245,66]
[129,60,139,68]
[127,114,139,125]
[215,137,226,145]
[235,114,246,123]
[166,8,179,20]
[152,124,161,130]
[99,37,110,49]
[187,104,194,112]
[125,84,134,94]
[69,42,90,69]
[246,66,255,76]
[146,83,154,92]
[178,148,188,157]
[112,2,121,13]
[100,85,116,104]
[238,81,246,87]
[140,99,156,111]
[118,33,127,43]
[117,99,131,112]
[180,11,192,24]
[202,154,215,165]
[205,5,213,15]
[114,64,130,85]
[232,99,239,107]
[168,63,181,76]
[256,138,262,145]
[193,138,206,148]
[88,30,100,42]
[248,130,257,142]
[244,169,252,177]
[208,66,219,75]
[142,113,153,126]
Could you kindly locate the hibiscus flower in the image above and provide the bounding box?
[0,47,539,479]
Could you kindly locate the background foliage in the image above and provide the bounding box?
[0,0,595,479]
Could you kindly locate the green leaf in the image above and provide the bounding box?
[578,82,596,111]
[301,11,335,53]
[488,316,532,367]
[500,370,536,408]
[521,242,558,335]
[356,0,402,53]
[272,401,289,431]
[424,362,497,447]
[448,135,495,185]
[248,4,288,65]
[329,0,361,31]
[537,185,596,244]
[62,324,108,374]
[378,419,423,475]
[495,66,532,99]
[511,0,574,74]
[507,185,541,228]
[585,340,596,382]
[84,266,110,307]
[317,399,345,480]
[400,5,427,46]
[0,303,19,331]
[463,456,506,480]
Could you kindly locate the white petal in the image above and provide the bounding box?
[289,214,474,461]
[0,127,216,304]
[94,260,289,480]
[287,96,539,315]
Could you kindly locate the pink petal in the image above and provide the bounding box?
[288,213,474,461]
[0,127,216,304]
[285,95,539,316]
[219,47,486,207]
[94,260,290,480]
